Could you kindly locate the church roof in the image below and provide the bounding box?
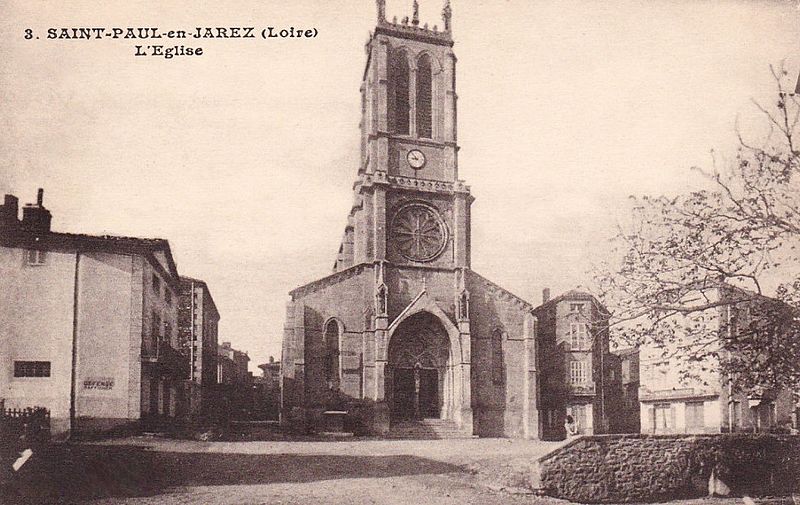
[467,270,534,311]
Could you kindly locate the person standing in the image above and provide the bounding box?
[564,414,579,438]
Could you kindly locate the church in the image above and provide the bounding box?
[280,1,552,438]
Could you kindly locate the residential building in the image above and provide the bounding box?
[639,286,797,434]
[217,342,250,386]
[0,190,188,438]
[533,289,625,439]
[217,341,251,419]
[610,347,640,433]
[178,276,220,415]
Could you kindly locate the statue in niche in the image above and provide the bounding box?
[376,284,388,315]
[459,290,469,320]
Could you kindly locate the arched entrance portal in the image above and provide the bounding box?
[387,312,452,422]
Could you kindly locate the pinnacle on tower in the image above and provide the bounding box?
[442,0,452,32]
[376,0,386,22]
[412,1,420,26]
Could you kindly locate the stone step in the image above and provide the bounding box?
[388,419,474,439]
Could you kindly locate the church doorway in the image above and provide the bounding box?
[392,366,440,420]
[387,312,450,422]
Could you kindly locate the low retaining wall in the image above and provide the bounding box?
[537,434,800,503]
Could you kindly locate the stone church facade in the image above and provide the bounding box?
[281,1,540,438]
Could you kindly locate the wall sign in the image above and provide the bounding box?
[83,377,114,390]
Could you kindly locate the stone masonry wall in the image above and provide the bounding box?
[538,434,800,503]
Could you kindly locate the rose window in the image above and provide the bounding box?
[390,204,448,262]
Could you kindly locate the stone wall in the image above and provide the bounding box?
[537,434,800,503]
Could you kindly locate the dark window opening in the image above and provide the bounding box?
[491,329,504,384]
[388,51,410,134]
[14,360,51,377]
[26,249,47,266]
[152,311,161,340]
[416,54,433,138]
[324,320,341,388]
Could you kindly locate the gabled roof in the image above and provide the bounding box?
[180,275,220,318]
[532,289,610,316]
[0,228,180,287]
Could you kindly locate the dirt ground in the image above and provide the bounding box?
[3,437,797,505]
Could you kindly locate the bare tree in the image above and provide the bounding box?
[594,66,800,393]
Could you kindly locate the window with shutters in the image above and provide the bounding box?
[570,323,590,350]
[569,303,585,313]
[685,401,705,429]
[731,400,742,429]
[14,361,51,377]
[569,404,587,433]
[25,249,46,266]
[654,403,673,432]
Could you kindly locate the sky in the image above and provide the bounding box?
[1,0,798,370]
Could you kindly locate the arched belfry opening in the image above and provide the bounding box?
[388,49,410,134]
[416,53,433,139]
[386,311,456,422]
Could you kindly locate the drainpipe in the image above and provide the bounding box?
[69,252,81,438]
[727,305,733,433]
[598,317,605,433]
[189,281,195,383]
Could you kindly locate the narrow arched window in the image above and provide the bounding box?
[324,320,341,388]
[388,51,410,134]
[416,54,433,138]
[491,329,504,384]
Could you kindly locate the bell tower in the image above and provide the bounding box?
[283,0,541,439]
[334,0,472,273]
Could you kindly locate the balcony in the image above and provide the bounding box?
[141,338,190,379]
[569,382,596,396]
[639,387,718,402]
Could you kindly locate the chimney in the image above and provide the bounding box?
[542,287,551,304]
[0,194,20,231]
[21,188,52,233]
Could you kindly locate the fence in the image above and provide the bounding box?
[1,406,51,447]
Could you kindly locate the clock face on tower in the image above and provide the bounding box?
[390,203,448,262]
[406,149,426,169]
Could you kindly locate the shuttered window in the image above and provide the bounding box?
[14,361,51,377]
[570,323,589,350]
[685,401,705,429]
[654,403,674,432]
